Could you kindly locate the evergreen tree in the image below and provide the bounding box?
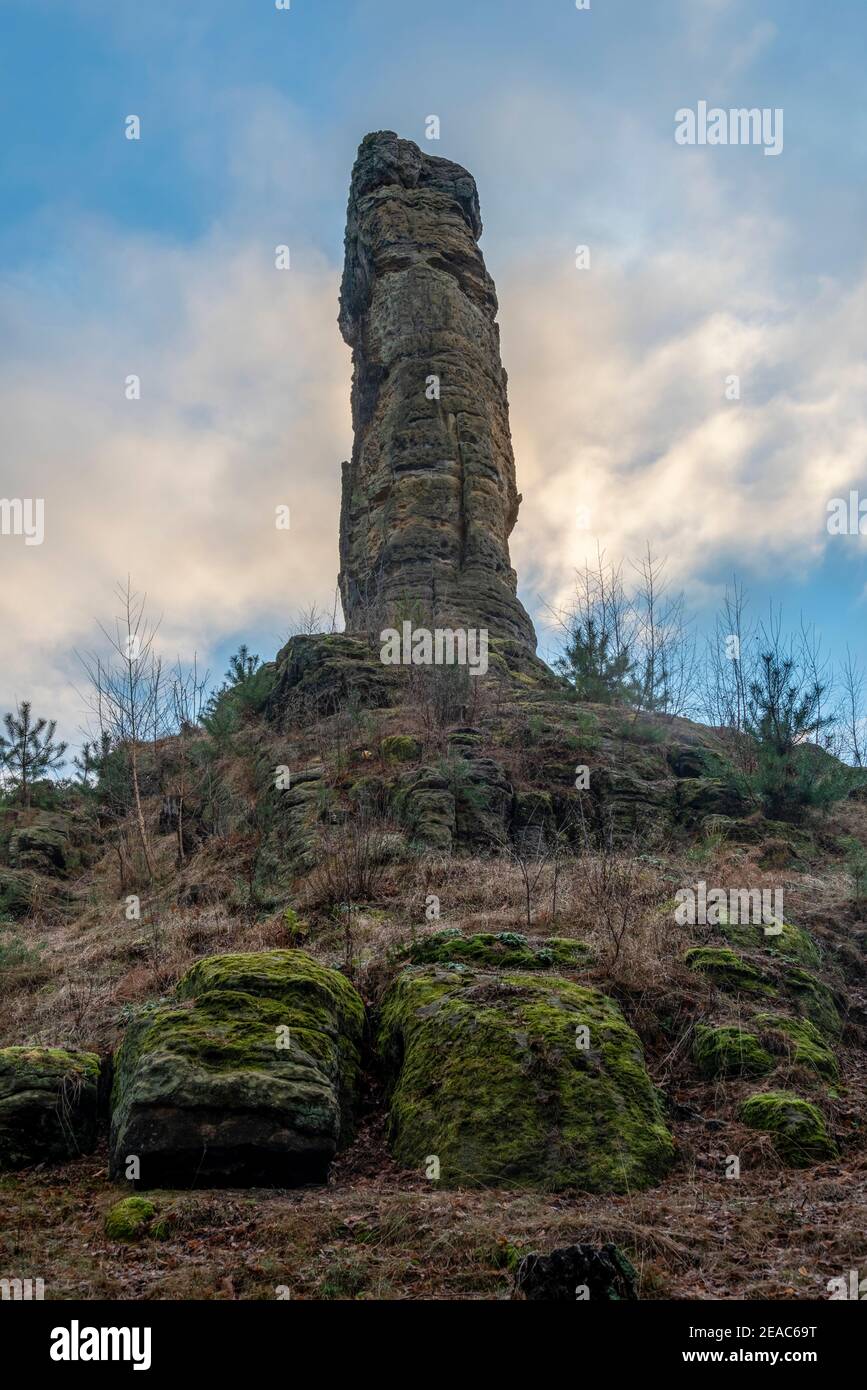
[201,644,272,735]
[0,701,67,807]
[557,615,637,704]
[743,650,840,819]
[226,644,261,685]
[73,731,113,790]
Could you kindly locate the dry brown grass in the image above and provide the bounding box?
[3,1138,866,1301]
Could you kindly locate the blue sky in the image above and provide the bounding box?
[1,0,866,740]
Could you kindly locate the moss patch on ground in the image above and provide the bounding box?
[104,1195,157,1240]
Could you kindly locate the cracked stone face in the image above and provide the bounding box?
[337,130,537,651]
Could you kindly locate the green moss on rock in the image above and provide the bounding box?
[378,966,674,1191]
[402,930,591,971]
[0,1046,100,1169]
[104,1196,156,1240]
[683,947,771,994]
[380,734,422,763]
[693,1025,773,1079]
[754,1013,839,1080]
[739,1090,837,1165]
[110,950,364,1189]
[720,919,820,968]
[781,967,841,1039]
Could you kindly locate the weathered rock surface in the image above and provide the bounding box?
[378,965,674,1190]
[109,950,364,1188]
[265,634,399,724]
[337,130,536,649]
[0,1046,100,1169]
[251,763,327,909]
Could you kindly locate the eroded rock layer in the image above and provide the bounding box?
[338,130,537,649]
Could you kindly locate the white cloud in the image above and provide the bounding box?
[501,245,867,623]
[0,224,350,743]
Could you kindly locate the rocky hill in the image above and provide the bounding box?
[1,133,865,1302]
[1,637,866,1299]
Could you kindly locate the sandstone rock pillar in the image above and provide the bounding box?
[337,130,537,650]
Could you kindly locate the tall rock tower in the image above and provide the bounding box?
[338,131,537,651]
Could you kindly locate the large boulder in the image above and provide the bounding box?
[378,966,674,1191]
[0,1047,100,1169]
[109,950,364,1188]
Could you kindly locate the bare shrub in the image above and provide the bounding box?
[306,808,395,974]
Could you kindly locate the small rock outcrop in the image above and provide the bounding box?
[109,950,364,1188]
[338,130,537,650]
[0,1046,100,1169]
[515,1243,639,1301]
[739,1090,837,1166]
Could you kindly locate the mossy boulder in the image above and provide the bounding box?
[739,1090,837,1166]
[402,930,590,971]
[720,919,821,968]
[693,1025,773,1079]
[378,966,674,1191]
[450,756,514,848]
[109,950,364,1188]
[0,1047,100,1169]
[104,1196,157,1241]
[781,967,841,1039]
[515,1243,639,1301]
[8,819,77,876]
[588,768,673,846]
[683,947,771,994]
[380,734,421,763]
[754,1013,839,1082]
[667,746,729,780]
